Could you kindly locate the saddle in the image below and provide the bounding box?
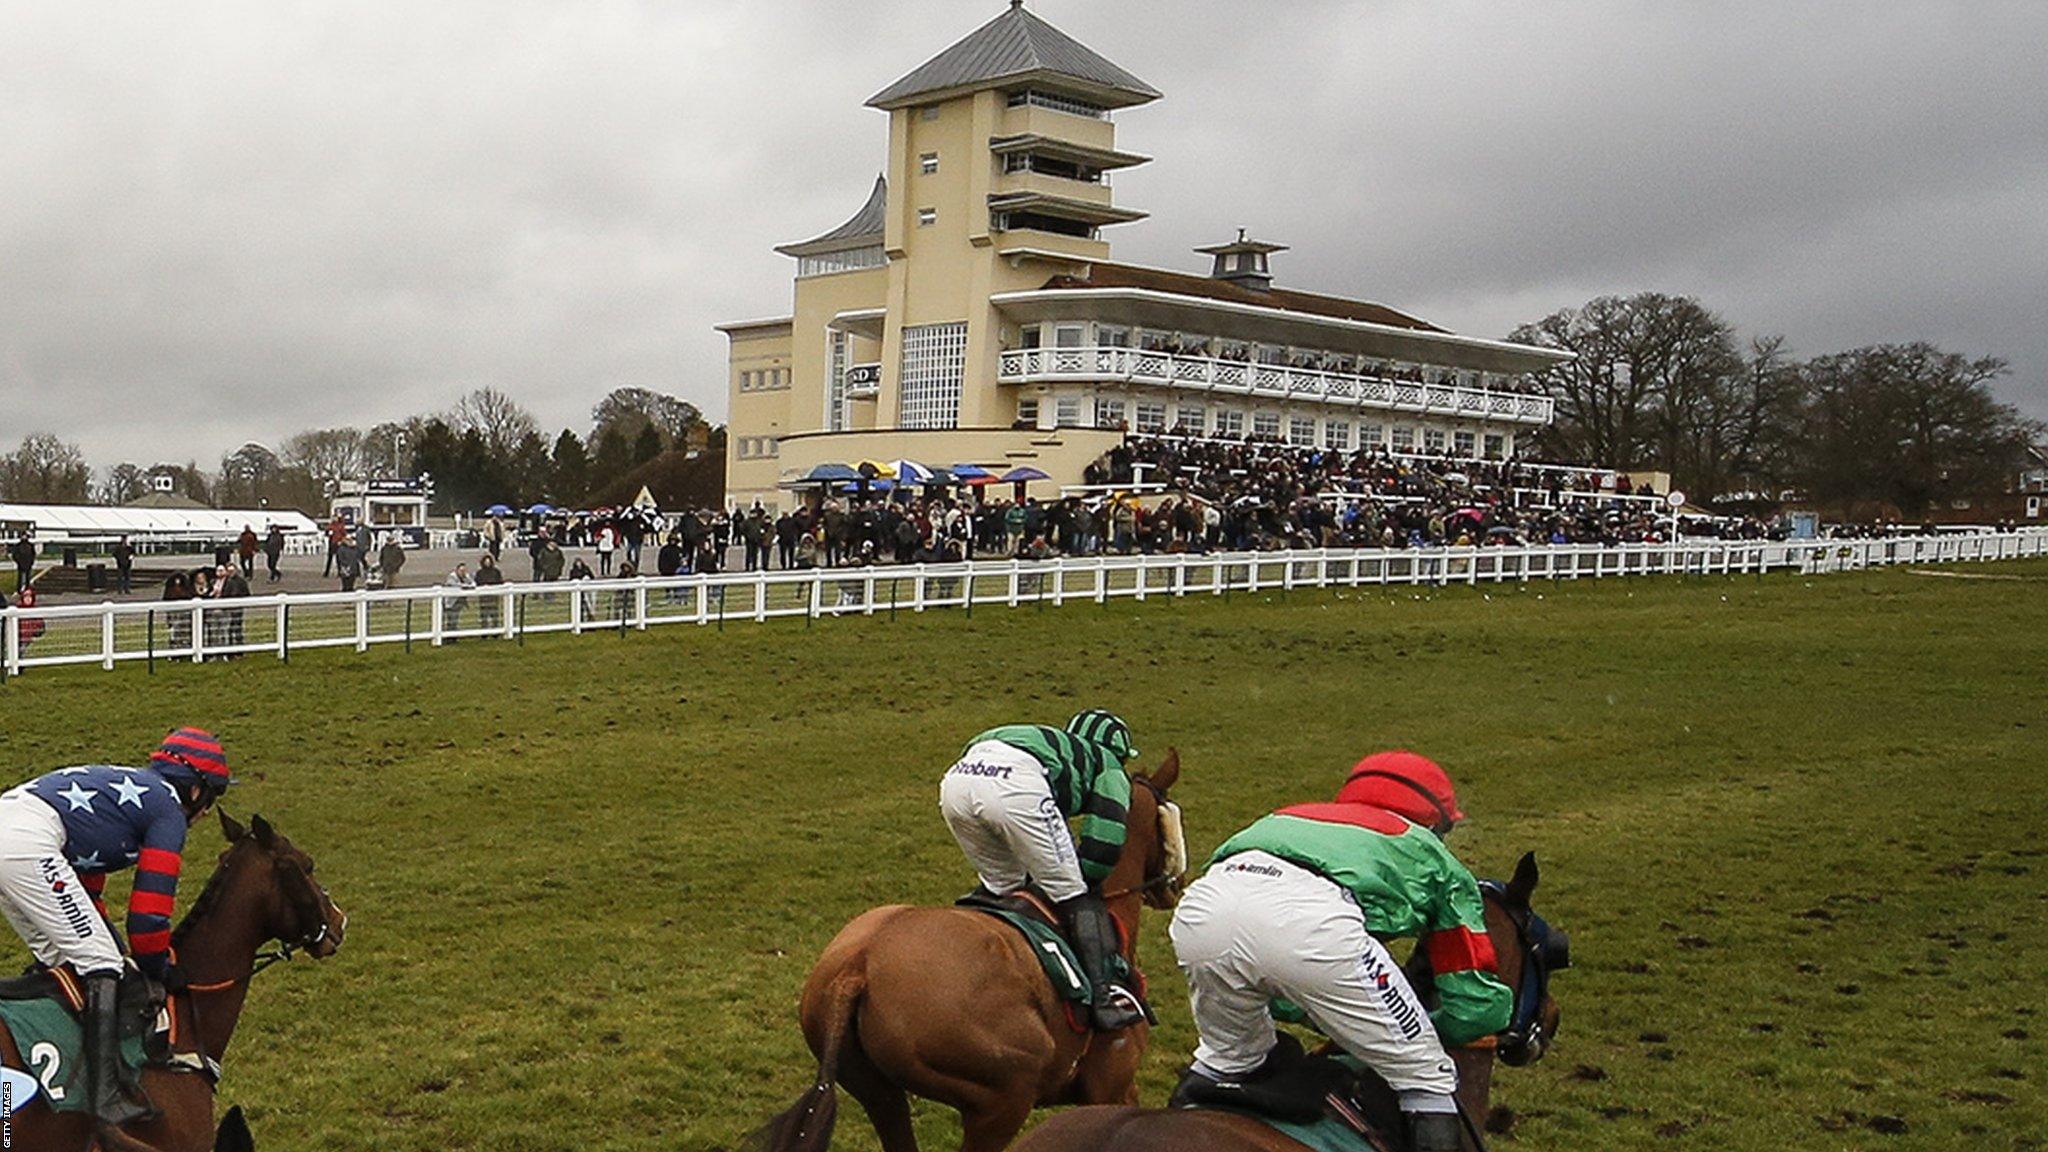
[0,965,180,1110]
[1171,1036,1407,1151]
[954,889,1095,1007]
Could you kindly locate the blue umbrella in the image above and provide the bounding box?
[999,466,1050,483]
[526,503,554,515]
[802,462,862,484]
[485,503,515,516]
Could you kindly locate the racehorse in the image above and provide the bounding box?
[1008,852,1566,1152]
[0,811,347,1152]
[742,750,1186,1152]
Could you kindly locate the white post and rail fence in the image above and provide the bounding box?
[3,529,2043,679]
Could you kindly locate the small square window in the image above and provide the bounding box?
[917,207,937,227]
[919,105,940,121]
[919,152,939,174]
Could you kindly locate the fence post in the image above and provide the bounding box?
[636,584,649,631]
[914,567,928,613]
[430,589,445,647]
[570,588,583,634]
[102,607,116,671]
[192,604,206,664]
[146,609,155,674]
[355,596,369,653]
[280,604,290,663]
[3,608,17,678]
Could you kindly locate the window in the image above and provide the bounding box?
[919,105,941,121]
[1252,412,1281,439]
[1288,417,1316,446]
[1094,398,1126,428]
[1216,408,1245,438]
[1325,421,1352,451]
[1053,324,1086,349]
[738,370,751,392]
[1359,424,1384,450]
[1454,430,1477,457]
[1004,90,1108,119]
[1018,325,1041,349]
[797,245,885,277]
[1055,397,1081,427]
[919,152,939,174]
[917,207,937,227]
[1096,325,1130,347]
[991,210,1097,239]
[898,321,967,429]
[1423,428,1447,453]
[1483,433,1505,460]
[1391,426,1416,451]
[1135,402,1166,433]
[1175,404,1205,433]
[827,331,851,432]
[1016,397,1040,426]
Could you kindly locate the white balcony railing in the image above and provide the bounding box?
[998,347,1557,425]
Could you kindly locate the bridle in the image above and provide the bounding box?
[1097,775,1184,903]
[1477,880,1571,1065]
[185,848,339,992]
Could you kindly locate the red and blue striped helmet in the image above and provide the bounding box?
[149,727,234,799]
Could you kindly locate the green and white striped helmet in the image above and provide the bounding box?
[1067,709,1137,762]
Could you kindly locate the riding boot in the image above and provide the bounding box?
[1055,893,1146,1031]
[1405,1111,1462,1152]
[84,972,152,1129]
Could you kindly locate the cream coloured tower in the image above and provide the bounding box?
[721,1,1566,510]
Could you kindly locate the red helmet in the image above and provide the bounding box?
[149,727,234,802]
[1336,750,1464,834]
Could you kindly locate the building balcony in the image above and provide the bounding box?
[997,346,1556,425]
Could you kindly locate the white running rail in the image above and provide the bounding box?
[4,530,2043,678]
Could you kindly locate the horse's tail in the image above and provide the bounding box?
[214,1105,255,1152]
[733,969,863,1152]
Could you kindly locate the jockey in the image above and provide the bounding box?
[1168,751,1508,1152]
[0,727,234,1127]
[940,709,1148,1030]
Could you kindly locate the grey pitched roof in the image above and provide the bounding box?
[774,175,888,257]
[867,1,1161,110]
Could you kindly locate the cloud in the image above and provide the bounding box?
[2,0,2043,471]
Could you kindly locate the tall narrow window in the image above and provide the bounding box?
[899,322,967,429]
[827,331,851,432]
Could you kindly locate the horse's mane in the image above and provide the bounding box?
[170,841,253,947]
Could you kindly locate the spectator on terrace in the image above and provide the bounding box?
[379,535,407,589]
[236,525,258,579]
[474,554,505,632]
[113,535,135,595]
[262,525,285,583]
[10,532,36,592]
[334,536,364,592]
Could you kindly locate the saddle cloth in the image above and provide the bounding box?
[0,968,166,1113]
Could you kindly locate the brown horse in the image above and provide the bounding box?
[1009,853,1565,1152]
[744,750,1186,1152]
[0,811,348,1152]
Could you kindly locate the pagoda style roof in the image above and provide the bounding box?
[774,176,888,258]
[867,1,1161,111]
[1038,262,1447,333]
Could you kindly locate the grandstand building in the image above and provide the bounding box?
[719,0,1571,509]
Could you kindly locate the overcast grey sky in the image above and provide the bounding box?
[4,1,2044,469]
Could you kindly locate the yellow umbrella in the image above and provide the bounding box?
[856,459,898,479]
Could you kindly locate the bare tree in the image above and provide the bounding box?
[282,427,366,484]
[450,388,541,460]
[216,443,283,507]
[99,462,149,505]
[0,434,92,503]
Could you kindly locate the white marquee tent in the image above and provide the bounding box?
[0,502,320,541]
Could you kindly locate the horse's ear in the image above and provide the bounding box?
[219,809,247,843]
[1148,747,1180,792]
[1507,852,1540,905]
[250,814,278,850]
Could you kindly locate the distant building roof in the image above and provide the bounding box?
[867,1,1161,111]
[1037,261,1448,334]
[775,175,889,258]
[0,502,319,540]
[125,491,210,510]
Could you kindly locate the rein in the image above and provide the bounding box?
[1097,775,1183,902]
[1476,880,1570,1063]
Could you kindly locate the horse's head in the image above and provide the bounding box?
[1480,852,1570,1067]
[216,810,348,960]
[1123,748,1188,911]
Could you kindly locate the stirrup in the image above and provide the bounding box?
[1090,984,1150,1030]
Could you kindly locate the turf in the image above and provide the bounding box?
[0,561,2042,1151]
